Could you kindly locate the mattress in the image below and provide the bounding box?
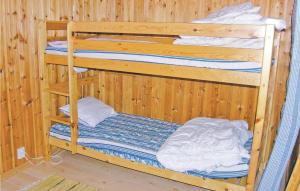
[46,44,261,73]
[50,113,252,179]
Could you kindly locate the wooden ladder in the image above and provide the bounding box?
[38,21,95,159]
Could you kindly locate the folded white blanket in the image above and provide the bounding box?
[156,117,252,172]
[175,2,286,49]
[191,2,286,31]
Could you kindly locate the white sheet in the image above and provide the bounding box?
[156,117,252,172]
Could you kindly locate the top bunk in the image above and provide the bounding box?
[41,21,275,87]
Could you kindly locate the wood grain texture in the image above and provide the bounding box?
[286,155,300,191]
[71,21,266,38]
[74,38,263,62]
[246,25,275,190]
[49,137,246,191]
[0,1,294,184]
[1,151,211,191]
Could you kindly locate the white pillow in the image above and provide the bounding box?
[59,96,118,127]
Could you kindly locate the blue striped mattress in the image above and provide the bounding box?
[50,113,252,179]
[46,45,261,73]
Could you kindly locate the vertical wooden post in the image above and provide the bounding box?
[260,32,282,172]
[0,15,4,176]
[1,2,16,170]
[38,21,51,160]
[67,22,78,154]
[286,155,300,191]
[246,25,275,191]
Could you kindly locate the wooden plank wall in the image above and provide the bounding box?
[0,0,294,175]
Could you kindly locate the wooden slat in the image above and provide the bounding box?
[47,76,98,96]
[44,54,261,86]
[46,21,68,30]
[48,116,71,126]
[93,34,175,44]
[28,175,65,191]
[49,137,71,151]
[68,23,79,154]
[286,155,300,191]
[260,32,282,171]
[77,145,245,191]
[70,183,97,191]
[74,39,263,63]
[71,22,266,38]
[48,179,79,191]
[38,21,51,161]
[48,82,69,96]
[246,25,275,191]
[74,57,261,86]
[45,54,68,65]
[1,0,16,172]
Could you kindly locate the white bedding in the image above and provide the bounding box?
[156,117,252,172]
[174,36,265,49]
[175,2,286,48]
[191,2,285,30]
[60,96,118,127]
[48,3,278,73]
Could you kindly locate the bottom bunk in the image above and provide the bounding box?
[49,112,252,187]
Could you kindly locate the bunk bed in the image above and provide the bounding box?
[39,21,278,191]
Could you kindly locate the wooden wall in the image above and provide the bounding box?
[0,0,294,175]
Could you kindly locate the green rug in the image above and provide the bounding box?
[27,175,97,191]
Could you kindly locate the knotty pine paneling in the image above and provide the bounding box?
[0,0,294,175]
[97,71,259,126]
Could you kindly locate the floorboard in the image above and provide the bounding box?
[1,151,209,191]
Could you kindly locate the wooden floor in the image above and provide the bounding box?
[1,151,209,191]
[28,175,97,191]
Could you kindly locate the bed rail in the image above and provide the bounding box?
[65,21,273,87]
[46,21,68,30]
[71,21,266,38]
[73,39,263,63]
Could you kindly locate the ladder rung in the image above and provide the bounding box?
[47,76,98,96]
[48,82,69,96]
[49,115,71,125]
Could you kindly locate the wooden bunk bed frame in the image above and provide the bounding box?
[39,21,276,191]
